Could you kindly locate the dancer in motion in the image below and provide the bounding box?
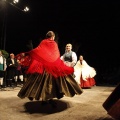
[17,31,83,106]
[74,55,96,88]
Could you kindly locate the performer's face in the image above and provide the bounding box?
[79,56,83,61]
[66,44,72,52]
[10,54,15,59]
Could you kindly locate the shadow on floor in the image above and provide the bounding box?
[23,100,72,114]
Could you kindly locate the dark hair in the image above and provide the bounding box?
[46,31,55,38]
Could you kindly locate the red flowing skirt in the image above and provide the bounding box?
[80,75,96,88]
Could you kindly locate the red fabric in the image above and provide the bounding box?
[15,53,31,67]
[22,39,74,77]
[29,39,60,63]
[80,77,96,88]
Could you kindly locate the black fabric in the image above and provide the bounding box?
[63,51,72,62]
[0,70,5,77]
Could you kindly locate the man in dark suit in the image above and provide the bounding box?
[6,53,18,88]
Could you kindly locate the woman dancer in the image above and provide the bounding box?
[17,31,83,106]
[74,55,96,88]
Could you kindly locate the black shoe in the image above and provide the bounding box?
[57,93,64,99]
[28,97,33,101]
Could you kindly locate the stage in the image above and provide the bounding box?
[0,85,116,120]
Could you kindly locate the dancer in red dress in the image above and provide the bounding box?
[15,53,31,83]
[17,31,83,106]
[74,55,96,88]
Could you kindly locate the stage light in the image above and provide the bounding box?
[23,6,29,12]
[0,0,30,50]
[13,0,19,4]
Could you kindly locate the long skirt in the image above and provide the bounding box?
[80,76,96,88]
[17,71,83,101]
